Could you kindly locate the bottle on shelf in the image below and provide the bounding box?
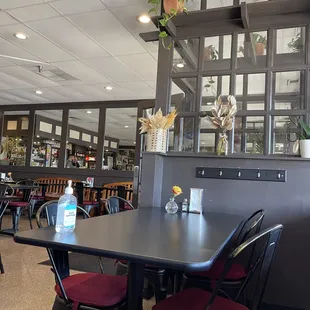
[182,198,189,213]
[55,180,77,233]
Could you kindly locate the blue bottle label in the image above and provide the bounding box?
[63,204,77,229]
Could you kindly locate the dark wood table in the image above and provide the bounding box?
[14,207,244,310]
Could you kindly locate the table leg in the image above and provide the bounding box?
[50,250,70,279]
[127,262,144,310]
[11,207,21,232]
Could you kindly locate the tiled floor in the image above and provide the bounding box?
[0,214,154,310]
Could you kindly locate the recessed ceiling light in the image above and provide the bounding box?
[52,138,55,141]
[14,32,28,40]
[89,146,92,148]
[37,135,40,138]
[137,14,151,24]
[202,142,205,145]
[105,86,113,91]
[206,102,213,106]
[176,63,185,68]
[134,142,136,144]
[86,110,92,114]
[35,90,43,95]
[125,125,129,128]
[66,141,69,143]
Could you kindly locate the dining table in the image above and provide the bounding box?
[14,207,244,310]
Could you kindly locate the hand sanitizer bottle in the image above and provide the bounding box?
[55,180,77,233]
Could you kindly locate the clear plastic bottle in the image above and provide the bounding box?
[182,198,189,212]
[55,180,77,233]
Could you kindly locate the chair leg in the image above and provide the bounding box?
[11,207,22,232]
[172,270,184,294]
[145,271,168,304]
[27,205,33,229]
[0,254,4,274]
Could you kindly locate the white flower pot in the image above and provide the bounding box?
[300,140,310,158]
[146,128,167,153]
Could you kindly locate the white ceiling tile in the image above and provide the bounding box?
[68,84,109,100]
[1,66,60,87]
[101,0,143,9]
[91,83,138,100]
[53,60,110,84]
[27,17,109,59]
[0,24,75,62]
[0,0,44,10]
[0,12,19,26]
[51,0,106,15]
[47,86,91,101]
[0,57,15,67]
[7,3,60,22]
[84,57,141,82]
[68,10,146,56]
[32,88,68,102]
[119,81,155,99]
[6,89,50,102]
[117,53,157,80]
[0,71,35,89]
[0,91,31,103]
[145,80,157,89]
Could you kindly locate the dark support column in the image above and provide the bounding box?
[59,108,69,169]
[155,38,173,114]
[95,108,106,174]
[0,110,4,141]
[25,110,35,166]
[51,250,70,279]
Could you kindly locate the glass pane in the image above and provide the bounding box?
[237,31,267,68]
[200,133,215,153]
[31,110,63,168]
[172,39,199,73]
[246,132,264,154]
[169,117,194,152]
[171,78,197,112]
[247,101,265,110]
[274,100,301,110]
[207,0,233,8]
[248,73,265,95]
[275,71,301,94]
[66,109,99,169]
[201,75,230,111]
[203,35,232,70]
[2,111,29,166]
[105,108,137,171]
[272,115,301,155]
[275,27,306,65]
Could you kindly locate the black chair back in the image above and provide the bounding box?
[16,179,37,203]
[106,196,134,214]
[36,200,90,228]
[75,182,85,206]
[0,184,14,223]
[205,224,283,310]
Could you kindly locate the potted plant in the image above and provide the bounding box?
[296,120,310,158]
[148,0,193,49]
[204,45,219,61]
[0,136,14,165]
[238,33,267,56]
[288,33,303,53]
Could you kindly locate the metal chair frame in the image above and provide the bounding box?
[105,196,134,214]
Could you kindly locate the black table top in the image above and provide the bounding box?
[14,208,244,272]
[0,195,20,201]
[7,184,39,190]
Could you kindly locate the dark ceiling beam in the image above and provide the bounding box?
[241,2,249,29]
[139,31,159,42]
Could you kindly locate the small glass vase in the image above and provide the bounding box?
[216,132,229,156]
[165,197,178,214]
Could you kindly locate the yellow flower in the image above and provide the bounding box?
[172,186,182,196]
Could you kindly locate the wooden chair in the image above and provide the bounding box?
[102,182,133,202]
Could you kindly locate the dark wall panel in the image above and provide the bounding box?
[140,153,310,310]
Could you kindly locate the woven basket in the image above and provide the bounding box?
[146,129,167,153]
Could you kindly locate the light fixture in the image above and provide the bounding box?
[86,110,92,114]
[105,86,113,91]
[19,139,22,141]
[37,135,40,138]
[106,149,109,152]
[35,90,43,95]
[14,32,28,40]
[202,142,205,145]
[66,141,69,143]
[137,14,151,24]
[176,63,185,68]
[124,125,129,128]
[89,146,92,148]
[52,138,55,141]
[206,102,213,106]
[134,142,136,144]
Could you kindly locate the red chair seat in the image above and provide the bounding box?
[8,201,28,208]
[83,201,99,206]
[189,260,247,281]
[55,273,127,310]
[153,287,248,310]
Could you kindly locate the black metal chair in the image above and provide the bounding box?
[36,200,126,310]
[107,198,169,303]
[0,183,14,231]
[183,209,266,299]
[153,224,283,310]
[75,182,100,217]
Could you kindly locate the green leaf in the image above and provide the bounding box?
[183,7,188,14]
[159,19,167,26]
[148,8,157,14]
[167,43,173,50]
[170,8,176,15]
[162,13,169,19]
[159,31,168,38]
[299,120,310,137]
[205,84,211,88]
[148,0,160,3]
[209,80,215,84]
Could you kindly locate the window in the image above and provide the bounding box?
[169,24,309,156]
